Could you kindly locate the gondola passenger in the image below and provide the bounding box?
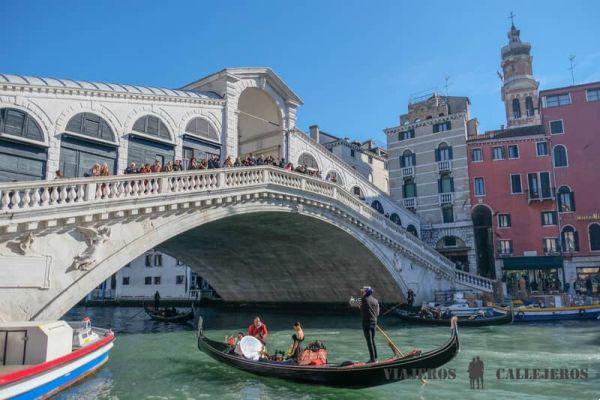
[248,316,268,344]
[287,322,305,359]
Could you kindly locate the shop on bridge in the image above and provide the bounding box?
[0,108,48,182]
[127,115,175,168]
[59,112,118,178]
[182,117,221,169]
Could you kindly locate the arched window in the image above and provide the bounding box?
[512,98,521,119]
[589,224,600,251]
[0,108,44,142]
[371,200,384,214]
[66,112,115,142]
[557,186,575,212]
[403,178,417,198]
[325,170,343,185]
[185,117,219,142]
[390,213,402,226]
[525,96,534,117]
[439,173,454,193]
[553,145,568,167]
[133,115,170,140]
[352,186,365,200]
[401,150,415,167]
[561,226,579,252]
[297,153,319,171]
[436,142,452,161]
[407,224,418,237]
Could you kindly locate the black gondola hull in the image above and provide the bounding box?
[196,318,459,388]
[144,305,194,323]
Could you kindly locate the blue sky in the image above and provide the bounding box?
[1,1,599,145]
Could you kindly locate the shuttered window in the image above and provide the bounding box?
[0,108,44,142]
[66,113,115,142]
[185,117,219,142]
[133,115,171,140]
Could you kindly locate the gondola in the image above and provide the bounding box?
[196,317,459,388]
[143,303,195,323]
[395,309,513,327]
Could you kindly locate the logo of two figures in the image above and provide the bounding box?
[468,356,485,389]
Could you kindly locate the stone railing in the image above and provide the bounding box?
[401,166,415,177]
[0,166,493,293]
[455,270,495,292]
[439,193,453,205]
[437,160,452,172]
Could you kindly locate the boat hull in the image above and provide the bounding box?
[0,333,114,400]
[512,305,600,322]
[395,310,513,327]
[196,318,459,388]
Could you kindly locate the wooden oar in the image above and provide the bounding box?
[381,303,404,317]
[375,325,403,357]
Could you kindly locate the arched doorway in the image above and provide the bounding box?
[59,112,118,178]
[0,108,48,181]
[237,88,283,160]
[436,236,469,272]
[472,205,495,278]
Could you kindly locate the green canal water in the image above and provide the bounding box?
[58,307,599,400]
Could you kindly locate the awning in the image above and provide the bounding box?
[502,256,563,271]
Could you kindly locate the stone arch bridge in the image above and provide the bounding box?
[0,166,493,322]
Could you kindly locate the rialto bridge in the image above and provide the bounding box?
[0,68,494,322]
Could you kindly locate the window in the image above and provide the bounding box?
[371,200,384,214]
[368,156,373,164]
[403,178,417,198]
[586,88,600,102]
[153,276,162,285]
[399,129,414,140]
[352,186,365,199]
[471,148,483,162]
[557,186,575,212]
[543,93,571,108]
[443,236,457,247]
[549,120,564,134]
[66,112,115,142]
[401,150,415,167]
[176,275,185,285]
[508,145,519,159]
[350,149,355,157]
[0,108,44,141]
[436,142,452,161]
[543,238,559,253]
[498,240,513,255]
[589,224,600,251]
[185,117,219,142]
[525,96,535,117]
[561,226,579,252]
[536,142,549,156]
[433,121,451,133]
[122,277,130,285]
[510,174,522,194]
[438,174,454,193]
[154,254,163,267]
[492,146,505,160]
[527,172,552,199]
[145,254,152,267]
[474,177,485,196]
[144,276,152,285]
[407,225,418,237]
[390,213,402,225]
[553,145,568,167]
[132,115,170,140]
[541,211,557,226]
[512,98,521,119]
[442,206,454,223]
[498,214,511,228]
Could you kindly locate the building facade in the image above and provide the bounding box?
[540,82,600,295]
[385,94,478,272]
[309,125,389,194]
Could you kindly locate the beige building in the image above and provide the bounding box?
[309,125,389,194]
[385,94,478,271]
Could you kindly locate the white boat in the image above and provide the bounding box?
[0,318,114,399]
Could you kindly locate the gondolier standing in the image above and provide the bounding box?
[154,290,161,309]
[360,286,380,363]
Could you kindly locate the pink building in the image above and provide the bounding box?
[540,82,600,295]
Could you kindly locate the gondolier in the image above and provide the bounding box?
[360,286,380,363]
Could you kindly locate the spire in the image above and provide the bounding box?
[507,12,521,43]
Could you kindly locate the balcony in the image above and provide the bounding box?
[526,189,555,204]
[439,192,453,205]
[403,197,417,209]
[437,160,452,172]
[401,166,415,177]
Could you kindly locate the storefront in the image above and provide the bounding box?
[575,267,599,296]
[127,115,175,167]
[502,256,565,298]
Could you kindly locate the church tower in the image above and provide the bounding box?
[500,18,540,127]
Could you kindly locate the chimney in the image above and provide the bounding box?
[309,125,320,142]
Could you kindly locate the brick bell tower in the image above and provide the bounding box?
[500,16,540,128]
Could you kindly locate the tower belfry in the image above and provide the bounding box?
[500,17,540,128]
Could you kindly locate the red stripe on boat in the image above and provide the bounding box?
[0,333,115,386]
